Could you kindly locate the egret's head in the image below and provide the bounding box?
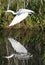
[29,10,38,16]
[29,10,35,14]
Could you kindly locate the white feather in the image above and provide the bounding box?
[9,13,28,27]
[6,9,35,27]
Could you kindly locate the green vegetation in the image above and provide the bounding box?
[0,0,45,65]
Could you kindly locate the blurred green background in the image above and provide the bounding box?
[0,0,45,65]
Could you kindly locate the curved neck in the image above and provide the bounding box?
[6,10,17,15]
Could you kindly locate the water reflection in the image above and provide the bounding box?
[0,26,45,65]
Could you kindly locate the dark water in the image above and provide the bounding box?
[0,26,45,65]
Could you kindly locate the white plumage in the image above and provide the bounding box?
[8,38,27,53]
[6,9,35,27]
[9,13,28,27]
[4,38,33,59]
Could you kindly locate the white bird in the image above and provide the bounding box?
[6,9,35,27]
[4,38,33,59]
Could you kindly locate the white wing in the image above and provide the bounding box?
[4,54,15,59]
[9,13,28,27]
[8,38,27,53]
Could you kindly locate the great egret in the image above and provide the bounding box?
[6,9,35,27]
[4,38,33,60]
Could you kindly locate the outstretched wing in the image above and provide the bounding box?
[8,38,27,53]
[8,13,28,27]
